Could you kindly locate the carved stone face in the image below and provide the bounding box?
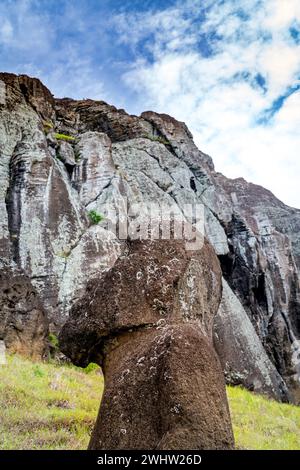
[59,238,222,367]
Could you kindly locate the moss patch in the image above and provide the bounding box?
[88,210,104,225]
[145,135,170,146]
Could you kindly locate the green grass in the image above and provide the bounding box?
[54,133,76,142]
[0,355,300,450]
[227,385,300,449]
[0,354,103,450]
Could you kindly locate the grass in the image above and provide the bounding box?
[54,133,76,142]
[0,354,103,450]
[227,385,300,450]
[0,354,300,450]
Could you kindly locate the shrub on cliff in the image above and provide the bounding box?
[88,210,104,225]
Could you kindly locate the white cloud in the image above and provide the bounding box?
[0,0,55,54]
[1,0,299,208]
[263,0,300,31]
[118,0,300,208]
[0,19,13,43]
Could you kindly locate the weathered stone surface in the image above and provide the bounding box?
[0,73,122,336]
[58,140,76,167]
[0,72,55,121]
[72,131,116,207]
[0,268,48,359]
[216,177,300,402]
[58,226,123,318]
[60,239,234,450]
[140,111,300,402]
[55,98,153,142]
[214,279,290,401]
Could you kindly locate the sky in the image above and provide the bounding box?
[1,0,300,208]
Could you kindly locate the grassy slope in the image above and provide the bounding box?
[0,354,103,450]
[1,354,300,450]
[227,385,300,450]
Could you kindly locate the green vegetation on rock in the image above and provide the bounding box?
[54,133,76,142]
[48,333,59,351]
[56,249,71,259]
[43,121,53,133]
[88,210,104,225]
[1,354,299,450]
[43,121,53,128]
[74,148,81,162]
[146,135,170,146]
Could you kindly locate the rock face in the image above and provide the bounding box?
[0,72,300,403]
[0,73,122,341]
[214,279,290,401]
[59,239,234,450]
[0,268,48,359]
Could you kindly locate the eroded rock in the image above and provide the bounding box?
[0,268,48,359]
[214,279,290,401]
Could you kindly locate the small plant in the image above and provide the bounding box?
[88,210,104,225]
[49,333,59,351]
[74,148,81,162]
[146,135,170,146]
[56,249,71,259]
[43,121,53,133]
[54,133,76,142]
[33,365,44,378]
[83,363,100,374]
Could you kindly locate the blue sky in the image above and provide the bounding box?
[1,0,300,208]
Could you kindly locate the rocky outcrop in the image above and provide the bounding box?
[139,111,300,403]
[0,72,300,403]
[55,98,152,142]
[0,73,122,333]
[59,239,234,450]
[0,268,48,359]
[214,279,290,401]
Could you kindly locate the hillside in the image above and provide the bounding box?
[1,72,300,405]
[1,354,300,450]
[0,354,103,450]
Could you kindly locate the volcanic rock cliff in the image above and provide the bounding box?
[1,73,300,404]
